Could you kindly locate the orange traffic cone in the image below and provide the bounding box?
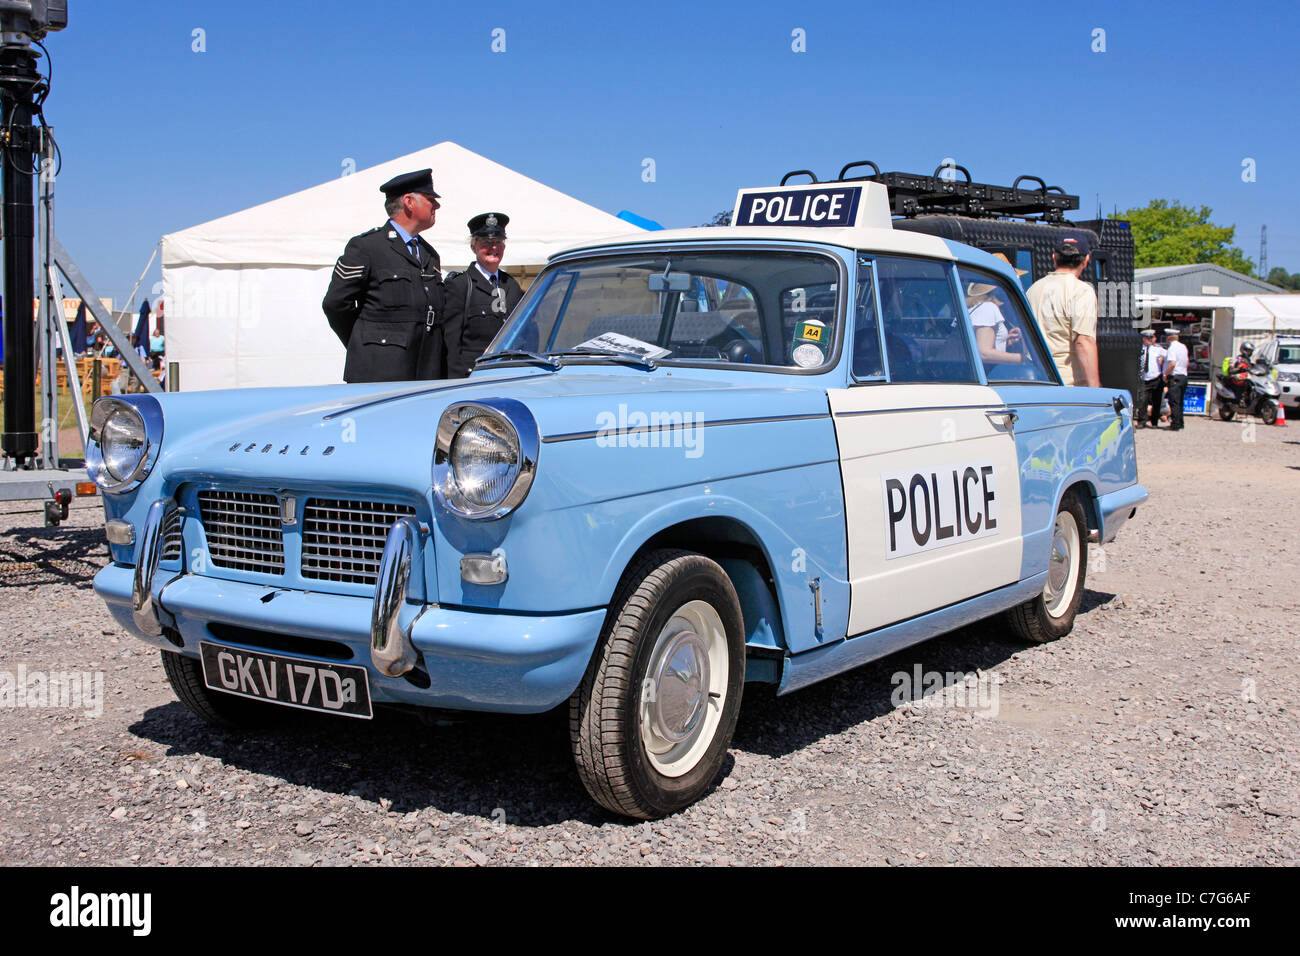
[1276,403,1286,426]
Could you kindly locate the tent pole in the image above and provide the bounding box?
[120,241,159,324]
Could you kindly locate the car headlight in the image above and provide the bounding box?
[87,397,163,493]
[433,399,539,520]
[1278,371,1299,383]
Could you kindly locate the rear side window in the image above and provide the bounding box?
[876,256,978,384]
[957,265,1057,383]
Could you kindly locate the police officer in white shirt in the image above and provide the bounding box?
[1162,327,1190,430]
[1138,328,1166,427]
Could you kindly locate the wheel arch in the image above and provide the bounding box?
[1058,476,1101,537]
[620,515,789,683]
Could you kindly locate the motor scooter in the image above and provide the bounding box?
[1214,361,1282,424]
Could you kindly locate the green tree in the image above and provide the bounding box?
[1110,200,1255,275]
[1266,267,1300,291]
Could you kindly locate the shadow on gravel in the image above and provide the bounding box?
[1079,587,1118,613]
[126,588,1119,827]
[129,700,612,828]
[734,586,1117,760]
[0,524,109,588]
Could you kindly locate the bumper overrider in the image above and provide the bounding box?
[96,498,603,714]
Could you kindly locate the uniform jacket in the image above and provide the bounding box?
[322,223,446,383]
[428,264,524,379]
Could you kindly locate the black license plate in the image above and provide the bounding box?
[199,642,372,719]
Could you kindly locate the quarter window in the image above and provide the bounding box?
[852,262,884,379]
[876,256,978,384]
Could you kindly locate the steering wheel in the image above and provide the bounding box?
[723,338,762,364]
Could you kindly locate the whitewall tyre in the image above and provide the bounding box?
[1005,494,1088,644]
[569,550,745,819]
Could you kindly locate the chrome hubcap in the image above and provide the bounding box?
[1042,512,1080,618]
[640,601,728,778]
[649,632,709,742]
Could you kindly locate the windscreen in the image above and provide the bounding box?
[493,251,841,369]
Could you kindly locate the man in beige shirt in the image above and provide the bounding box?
[1025,238,1100,387]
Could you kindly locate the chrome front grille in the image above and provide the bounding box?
[160,508,184,563]
[197,490,285,574]
[302,498,416,586]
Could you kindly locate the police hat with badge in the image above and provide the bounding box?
[469,212,509,240]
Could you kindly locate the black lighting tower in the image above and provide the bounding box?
[0,1,66,467]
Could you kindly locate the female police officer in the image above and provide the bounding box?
[424,212,524,379]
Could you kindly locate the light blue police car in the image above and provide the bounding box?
[89,181,1147,818]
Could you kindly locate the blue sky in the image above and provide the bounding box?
[39,0,1300,306]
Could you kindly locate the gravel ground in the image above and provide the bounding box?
[1,413,1296,866]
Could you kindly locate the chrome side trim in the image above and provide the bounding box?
[132,499,171,636]
[541,412,828,444]
[370,517,422,677]
[833,403,996,419]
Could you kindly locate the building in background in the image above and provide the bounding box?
[1136,266,1298,416]
[1135,263,1284,298]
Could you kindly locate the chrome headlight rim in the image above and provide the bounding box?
[86,396,164,494]
[432,398,539,520]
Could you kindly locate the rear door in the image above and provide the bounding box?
[830,255,1023,636]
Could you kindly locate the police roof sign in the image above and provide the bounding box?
[732,182,891,230]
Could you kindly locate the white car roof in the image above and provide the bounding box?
[555,224,956,261]
[555,182,958,262]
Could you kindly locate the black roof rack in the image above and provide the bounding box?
[780,161,1080,224]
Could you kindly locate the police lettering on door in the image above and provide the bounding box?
[882,461,1000,559]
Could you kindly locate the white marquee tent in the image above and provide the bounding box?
[1229,294,1300,332]
[161,142,639,390]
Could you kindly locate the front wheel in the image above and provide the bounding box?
[161,650,287,729]
[1005,494,1088,644]
[1260,401,1278,426]
[569,550,745,819]
[1218,404,1236,421]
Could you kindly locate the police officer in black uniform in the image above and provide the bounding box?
[432,212,525,379]
[322,169,446,383]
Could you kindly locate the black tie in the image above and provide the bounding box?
[1141,345,1148,377]
[408,239,420,264]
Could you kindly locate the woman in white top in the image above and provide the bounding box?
[966,281,1025,367]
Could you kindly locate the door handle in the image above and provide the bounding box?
[985,408,1018,430]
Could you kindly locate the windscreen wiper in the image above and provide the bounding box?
[549,348,659,371]
[475,349,561,371]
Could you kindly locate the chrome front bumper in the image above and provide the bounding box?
[132,500,427,679]
[132,499,172,636]
[370,516,422,677]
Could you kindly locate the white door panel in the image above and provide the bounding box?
[830,384,1023,635]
